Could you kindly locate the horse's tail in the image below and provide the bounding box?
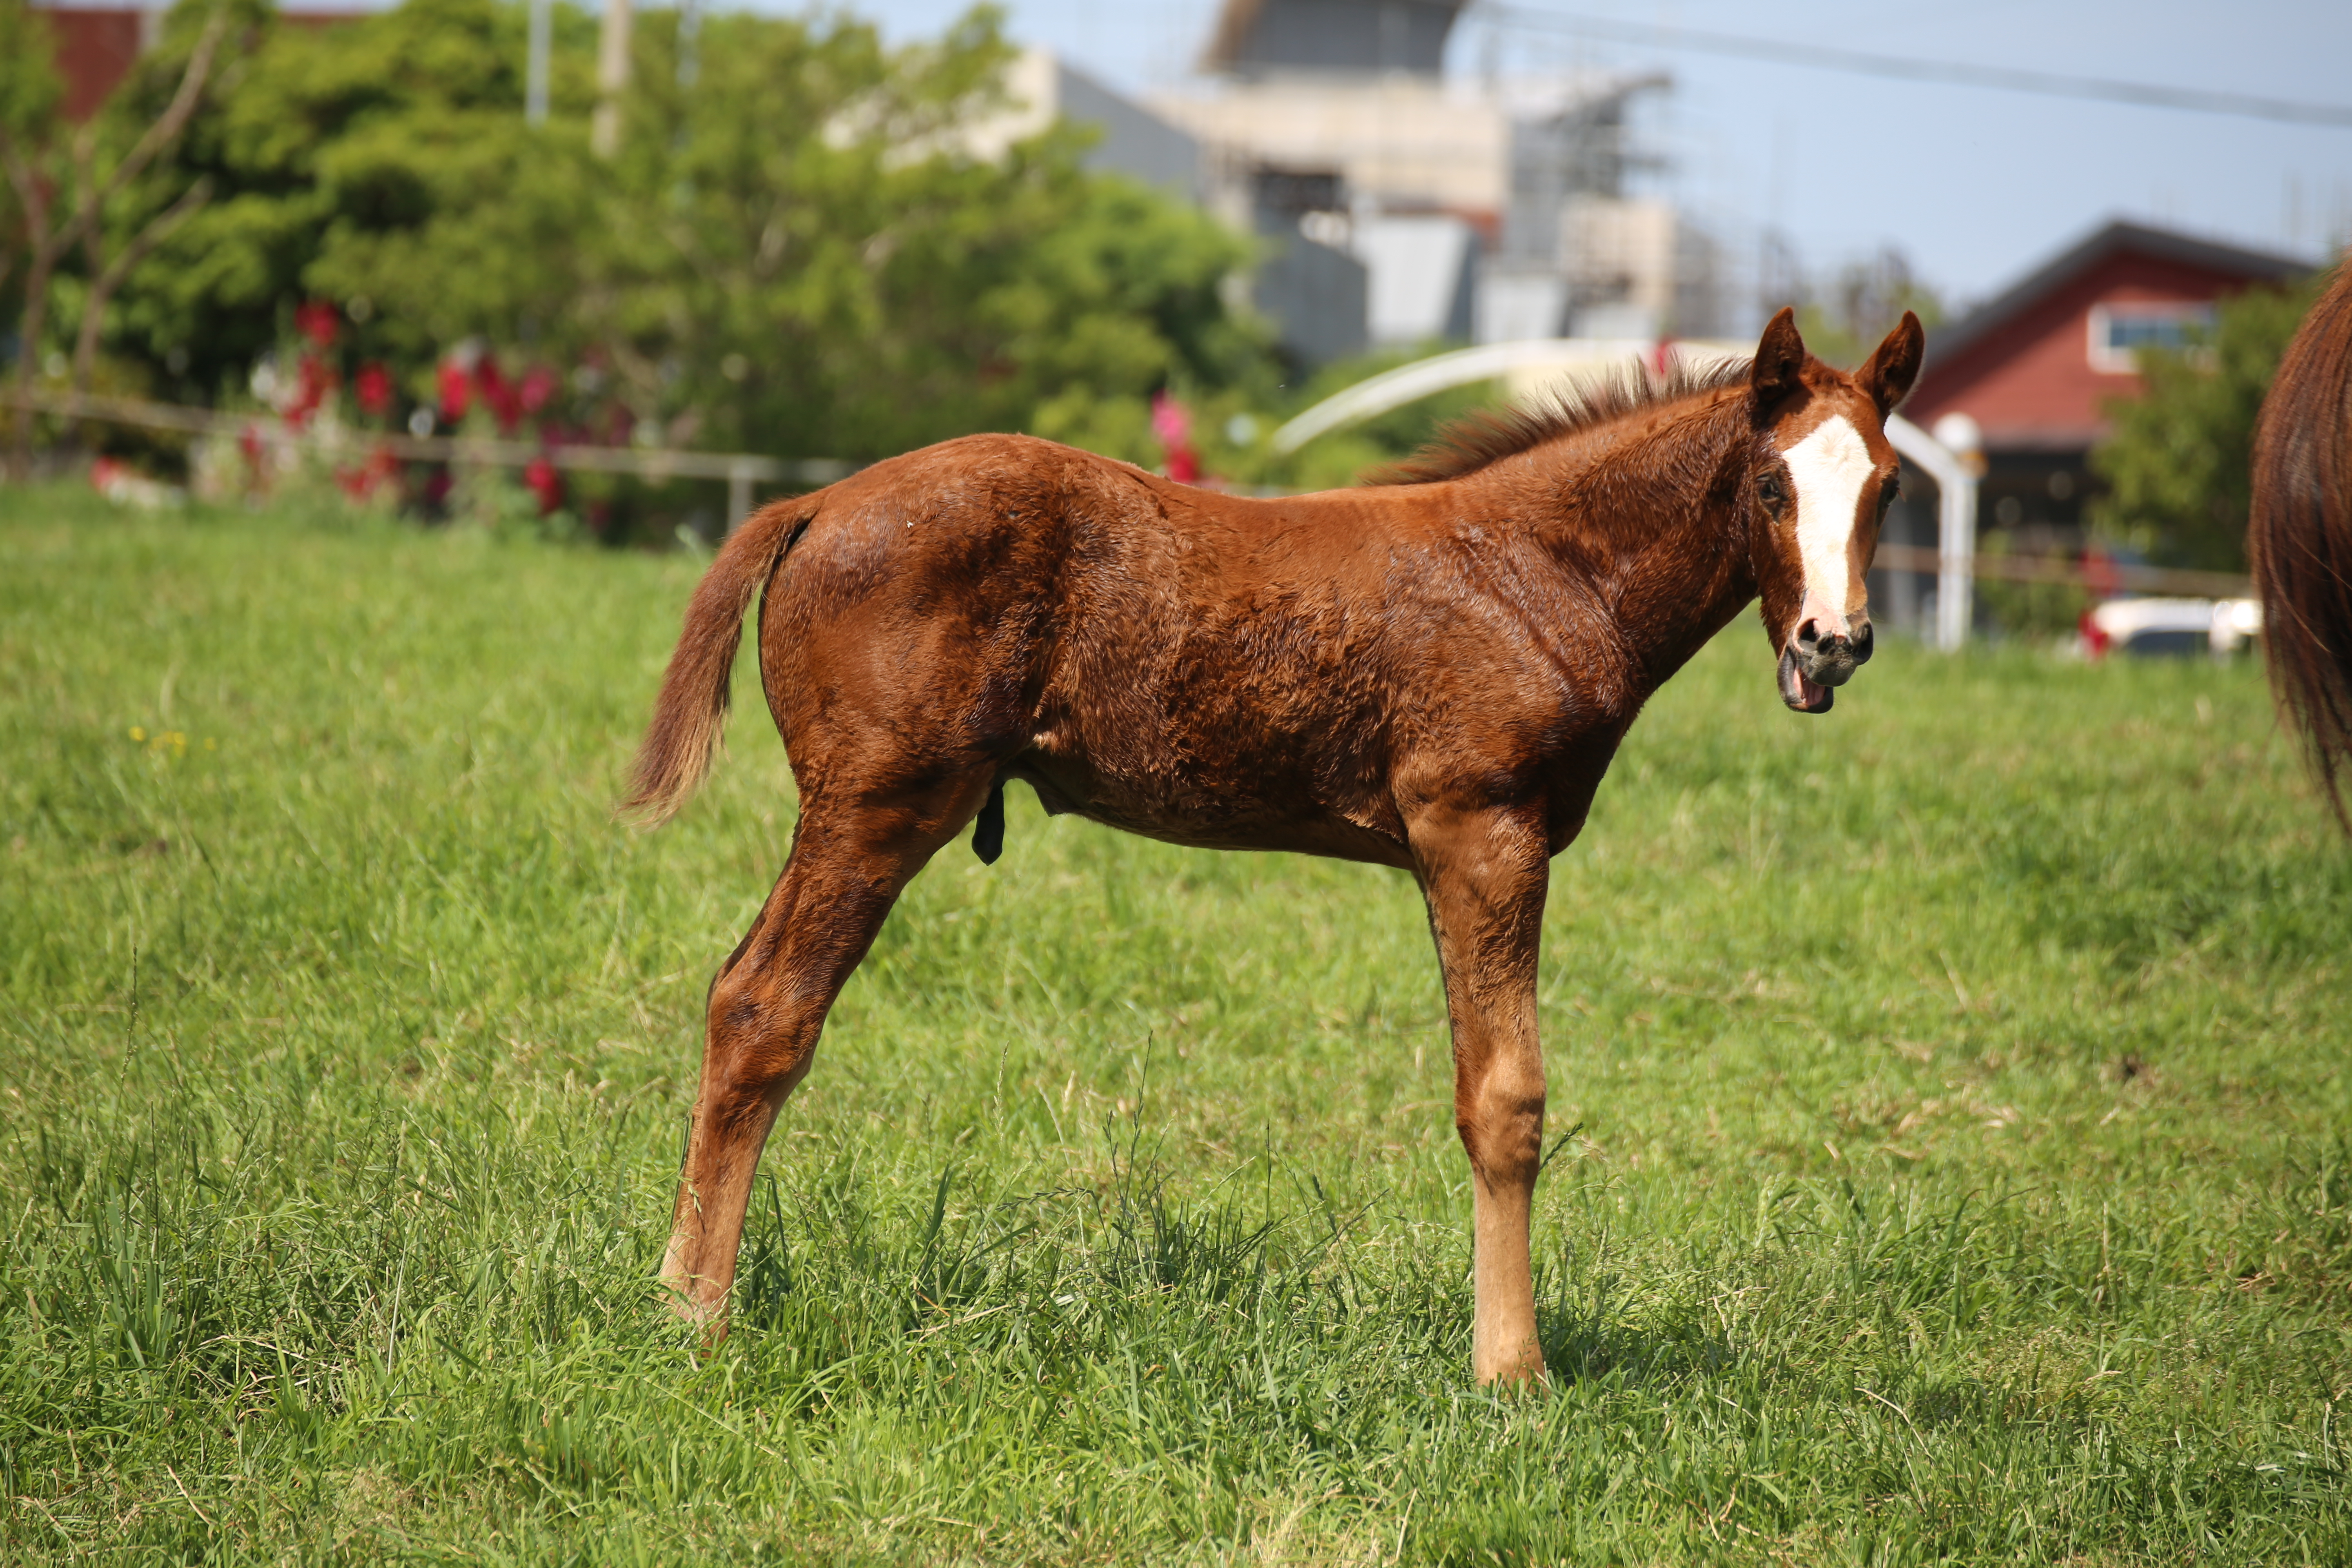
[623,496,816,825]
[2251,256,2352,830]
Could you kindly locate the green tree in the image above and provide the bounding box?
[0,0,231,474]
[2091,274,2326,572]
[100,0,1269,470]
[499,2,1261,463]
[0,0,62,392]
[102,0,584,401]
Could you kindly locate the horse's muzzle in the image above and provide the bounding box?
[1796,615,1872,686]
[1780,617,1872,713]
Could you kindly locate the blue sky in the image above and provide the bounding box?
[777,0,2352,316]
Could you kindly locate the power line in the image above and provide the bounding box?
[1477,4,2352,129]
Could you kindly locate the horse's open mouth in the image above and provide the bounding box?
[1779,645,1834,713]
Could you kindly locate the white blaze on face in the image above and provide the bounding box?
[1778,414,1875,632]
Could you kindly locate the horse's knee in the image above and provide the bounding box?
[702,964,818,1118]
[1456,1058,1546,1185]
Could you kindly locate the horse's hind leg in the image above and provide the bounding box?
[659,771,989,1322]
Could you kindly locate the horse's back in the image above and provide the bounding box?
[748,434,1417,843]
[752,430,1599,856]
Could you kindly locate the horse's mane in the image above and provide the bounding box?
[1363,353,1755,487]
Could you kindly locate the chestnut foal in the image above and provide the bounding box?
[628,307,1921,1384]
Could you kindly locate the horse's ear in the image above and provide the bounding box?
[1856,310,1925,416]
[1751,307,1806,411]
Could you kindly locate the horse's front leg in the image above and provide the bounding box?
[1411,802,1550,1385]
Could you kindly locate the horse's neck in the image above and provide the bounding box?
[1515,394,1758,685]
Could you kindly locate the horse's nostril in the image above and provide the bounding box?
[1795,618,1824,653]
[1851,621,1875,664]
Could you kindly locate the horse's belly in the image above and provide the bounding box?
[1006,743,1410,869]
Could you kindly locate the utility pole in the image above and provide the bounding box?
[676,0,700,90]
[526,0,551,127]
[592,0,631,157]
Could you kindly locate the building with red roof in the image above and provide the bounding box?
[1905,219,2308,543]
[30,0,362,121]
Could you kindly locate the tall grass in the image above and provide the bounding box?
[2,486,2348,1564]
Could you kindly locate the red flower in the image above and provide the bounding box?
[354,362,394,418]
[295,299,339,350]
[1151,390,1199,485]
[335,443,401,501]
[518,365,558,416]
[2078,607,2111,660]
[523,454,563,514]
[284,353,334,431]
[474,354,523,434]
[1150,390,1190,448]
[437,359,472,424]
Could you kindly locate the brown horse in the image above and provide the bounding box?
[2251,256,2352,829]
[628,306,1922,1384]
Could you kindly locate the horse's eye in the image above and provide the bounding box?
[1884,474,1902,501]
[1757,472,1784,510]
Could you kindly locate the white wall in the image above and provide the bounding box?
[1356,216,1477,345]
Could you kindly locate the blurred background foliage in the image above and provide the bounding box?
[6,0,2323,565]
[5,0,1473,523]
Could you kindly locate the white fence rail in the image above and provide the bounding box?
[2,388,854,526]
[7,387,2256,604]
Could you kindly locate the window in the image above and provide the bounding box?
[2087,302,2216,373]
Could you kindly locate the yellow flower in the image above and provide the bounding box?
[129,726,145,742]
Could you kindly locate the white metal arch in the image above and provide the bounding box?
[1270,339,1979,649]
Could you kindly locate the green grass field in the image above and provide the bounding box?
[3,486,2350,1565]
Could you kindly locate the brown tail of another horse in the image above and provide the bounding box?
[2251,258,2352,829]
[624,497,813,824]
